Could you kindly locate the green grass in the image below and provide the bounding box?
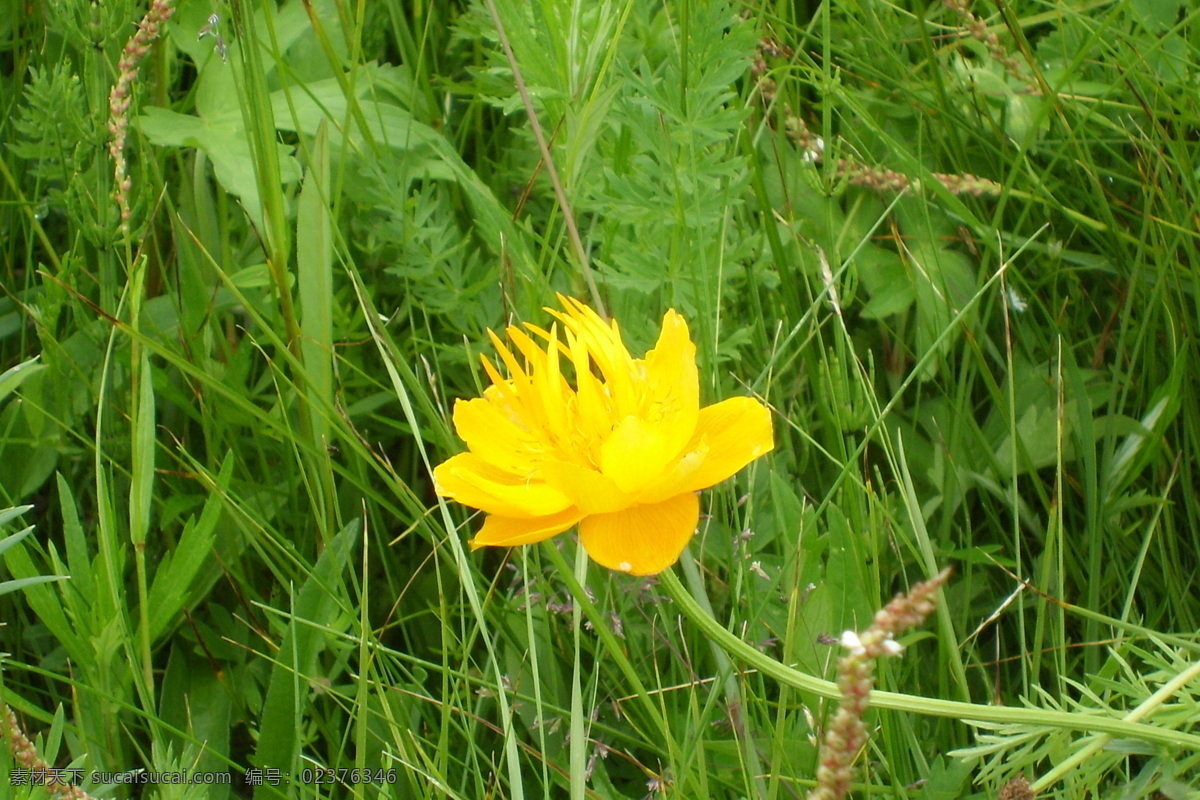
[2,0,1199,798]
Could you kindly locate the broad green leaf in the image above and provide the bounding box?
[1130,0,1185,32]
[298,119,333,449]
[58,473,95,601]
[145,455,235,643]
[252,521,359,799]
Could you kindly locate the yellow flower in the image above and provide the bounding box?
[433,296,774,575]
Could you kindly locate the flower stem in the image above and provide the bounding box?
[655,567,1200,751]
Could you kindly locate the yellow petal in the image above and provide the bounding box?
[549,296,637,414]
[642,310,698,429]
[470,508,586,548]
[634,439,711,505]
[452,398,541,475]
[565,326,612,448]
[433,453,573,518]
[599,415,683,494]
[532,323,571,445]
[678,396,774,492]
[540,459,632,514]
[591,310,700,492]
[487,329,529,387]
[578,492,699,575]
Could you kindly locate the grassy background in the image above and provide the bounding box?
[2,0,1199,797]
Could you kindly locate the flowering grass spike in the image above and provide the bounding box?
[434,296,774,575]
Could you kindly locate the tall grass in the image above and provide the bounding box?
[1,0,1198,798]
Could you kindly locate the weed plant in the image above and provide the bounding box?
[1,0,1198,798]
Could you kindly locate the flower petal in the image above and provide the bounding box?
[633,439,711,505]
[452,398,541,475]
[549,296,638,415]
[471,508,586,548]
[433,452,573,518]
[599,415,684,494]
[562,325,613,451]
[642,310,699,435]
[596,308,700,489]
[578,492,699,575]
[540,459,632,514]
[678,396,774,492]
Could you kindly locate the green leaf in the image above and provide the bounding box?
[0,573,65,597]
[1130,0,1184,32]
[0,504,33,530]
[1106,357,1182,498]
[920,756,973,800]
[1,519,76,654]
[251,521,359,798]
[145,455,235,643]
[129,343,155,547]
[137,106,300,228]
[298,119,334,449]
[0,356,43,404]
[57,473,95,601]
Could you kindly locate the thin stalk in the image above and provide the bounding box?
[127,254,155,705]
[482,0,604,316]
[569,546,587,800]
[655,567,1200,751]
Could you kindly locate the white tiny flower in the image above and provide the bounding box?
[1005,286,1027,314]
[882,638,905,656]
[802,136,826,163]
[840,630,865,655]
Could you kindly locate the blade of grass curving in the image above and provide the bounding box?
[678,547,767,799]
[891,434,972,703]
[519,548,553,800]
[0,356,43,403]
